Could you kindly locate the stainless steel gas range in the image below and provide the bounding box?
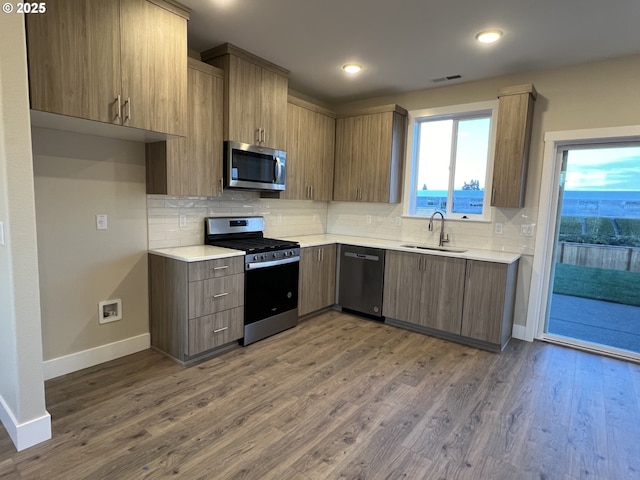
[204,216,300,345]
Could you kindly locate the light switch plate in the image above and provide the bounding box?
[494,223,504,235]
[179,215,187,227]
[96,214,108,230]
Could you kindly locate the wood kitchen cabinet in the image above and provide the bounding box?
[383,250,466,334]
[333,105,407,203]
[298,245,337,316]
[146,58,224,196]
[202,43,288,151]
[26,0,189,136]
[149,254,244,363]
[491,84,537,208]
[281,96,336,201]
[461,259,519,350]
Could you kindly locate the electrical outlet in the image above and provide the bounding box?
[366,215,372,224]
[179,215,187,227]
[96,214,108,230]
[520,224,535,236]
[395,216,402,227]
[277,213,282,224]
[494,223,504,235]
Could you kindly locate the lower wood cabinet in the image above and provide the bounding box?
[384,250,519,351]
[298,245,337,316]
[383,250,466,334]
[149,253,244,363]
[461,259,519,348]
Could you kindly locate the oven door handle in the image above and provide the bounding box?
[246,256,299,270]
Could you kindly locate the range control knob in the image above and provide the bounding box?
[284,251,289,257]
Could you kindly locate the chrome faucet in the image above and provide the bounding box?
[428,210,449,247]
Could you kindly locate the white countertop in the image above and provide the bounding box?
[148,245,245,262]
[281,234,521,264]
[149,235,521,264]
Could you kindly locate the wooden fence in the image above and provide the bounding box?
[557,242,640,272]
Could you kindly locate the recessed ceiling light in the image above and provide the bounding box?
[342,63,363,74]
[476,29,503,44]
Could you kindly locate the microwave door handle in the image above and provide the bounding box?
[274,157,283,184]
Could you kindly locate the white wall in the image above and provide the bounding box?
[0,14,50,451]
[32,128,150,377]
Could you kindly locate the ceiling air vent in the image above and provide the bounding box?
[431,74,462,83]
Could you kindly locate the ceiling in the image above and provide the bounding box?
[180,0,640,103]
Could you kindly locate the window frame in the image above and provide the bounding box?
[402,100,499,221]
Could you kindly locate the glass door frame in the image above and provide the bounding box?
[527,125,640,362]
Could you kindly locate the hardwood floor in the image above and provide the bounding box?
[1,310,639,479]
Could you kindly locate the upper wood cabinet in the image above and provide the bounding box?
[202,43,288,151]
[491,84,537,208]
[26,0,189,136]
[333,105,407,203]
[146,58,224,197]
[383,250,466,334]
[281,96,336,201]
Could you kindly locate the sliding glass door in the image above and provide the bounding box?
[544,144,640,359]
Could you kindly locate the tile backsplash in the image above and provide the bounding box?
[147,192,536,256]
[327,202,537,255]
[147,191,327,249]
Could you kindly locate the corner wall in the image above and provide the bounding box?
[0,13,50,451]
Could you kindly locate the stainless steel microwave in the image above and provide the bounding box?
[224,141,286,192]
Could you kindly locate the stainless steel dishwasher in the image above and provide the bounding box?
[337,244,385,318]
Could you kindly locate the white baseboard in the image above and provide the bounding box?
[43,333,150,380]
[512,324,528,341]
[0,395,51,451]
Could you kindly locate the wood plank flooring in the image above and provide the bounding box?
[1,310,639,479]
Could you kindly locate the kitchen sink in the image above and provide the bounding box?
[401,244,467,253]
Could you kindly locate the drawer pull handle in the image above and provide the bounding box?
[213,327,228,334]
[212,292,228,298]
[212,265,229,270]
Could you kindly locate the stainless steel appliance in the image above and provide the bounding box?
[204,216,299,345]
[224,141,286,192]
[337,244,385,318]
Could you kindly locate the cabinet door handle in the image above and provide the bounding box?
[213,327,228,334]
[256,128,261,144]
[261,128,266,144]
[212,265,229,270]
[417,257,422,271]
[212,292,228,298]
[310,185,313,199]
[115,94,121,121]
[491,188,496,204]
[219,178,224,195]
[320,248,324,261]
[123,97,131,122]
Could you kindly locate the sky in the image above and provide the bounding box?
[417,117,490,191]
[565,146,640,191]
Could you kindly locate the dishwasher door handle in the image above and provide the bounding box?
[344,252,380,261]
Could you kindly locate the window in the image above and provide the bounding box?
[404,101,498,220]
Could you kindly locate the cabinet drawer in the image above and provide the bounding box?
[188,306,244,355]
[189,256,244,281]
[188,274,244,319]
